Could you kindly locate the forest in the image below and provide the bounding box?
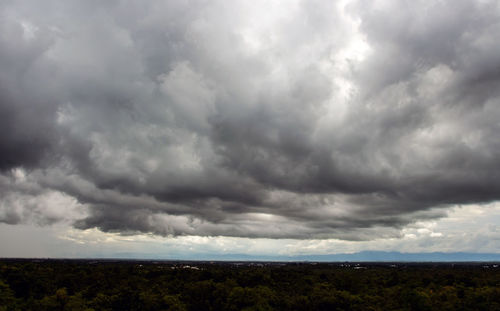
[0,259,499,310]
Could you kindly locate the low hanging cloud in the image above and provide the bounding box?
[1,0,500,240]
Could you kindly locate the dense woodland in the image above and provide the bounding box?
[0,259,499,310]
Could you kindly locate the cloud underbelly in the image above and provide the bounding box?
[1,0,500,240]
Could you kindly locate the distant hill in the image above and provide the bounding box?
[290,251,500,262]
[109,251,500,262]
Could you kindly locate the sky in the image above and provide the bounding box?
[1,0,500,258]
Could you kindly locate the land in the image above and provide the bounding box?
[1,259,499,310]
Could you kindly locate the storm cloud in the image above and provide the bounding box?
[1,0,500,240]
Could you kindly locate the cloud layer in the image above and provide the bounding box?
[1,0,500,240]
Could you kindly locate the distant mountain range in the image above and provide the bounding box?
[109,251,500,262]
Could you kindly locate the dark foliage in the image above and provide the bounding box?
[0,260,499,310]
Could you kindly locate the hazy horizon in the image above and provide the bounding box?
[2,250,500,263]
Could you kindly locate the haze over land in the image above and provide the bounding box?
[1,0,500,258]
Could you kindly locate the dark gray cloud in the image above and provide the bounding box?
[1,0,500,239]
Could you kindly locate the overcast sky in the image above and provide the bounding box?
[1,0,500,257]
